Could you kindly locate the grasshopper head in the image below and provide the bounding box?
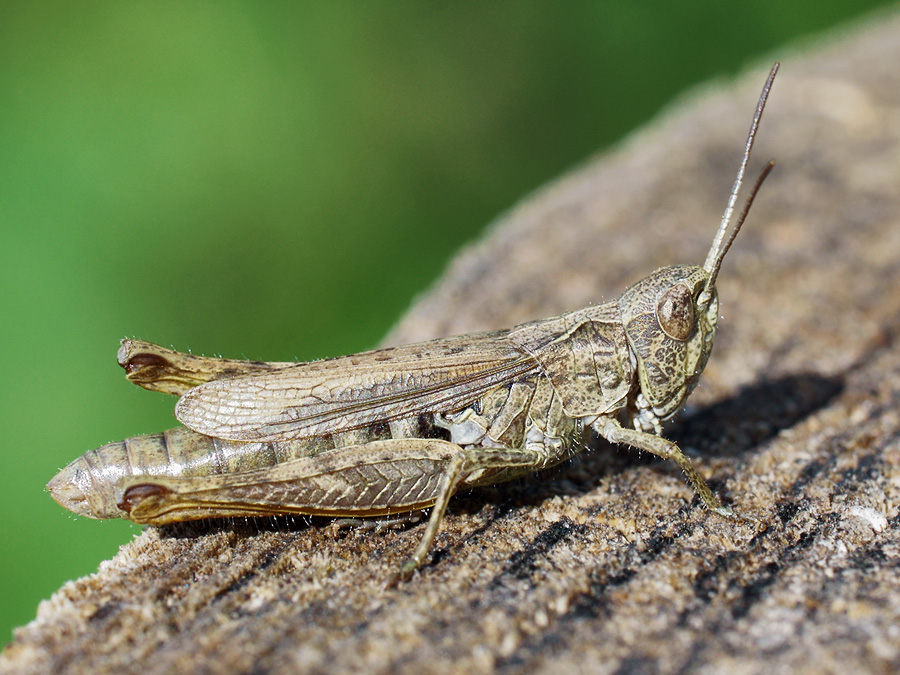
[617,157,774,426]
[615,63,780,428]
[618,264,718,423]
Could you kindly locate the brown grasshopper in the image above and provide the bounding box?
[49,64,779,580]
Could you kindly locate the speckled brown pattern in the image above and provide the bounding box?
[5,11,900,674]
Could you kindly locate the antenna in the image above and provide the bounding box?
[702,62,779,297]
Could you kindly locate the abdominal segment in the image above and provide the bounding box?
[47,417,446,521]
[48,426,361,520]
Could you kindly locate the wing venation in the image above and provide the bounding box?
[175,330,539,442]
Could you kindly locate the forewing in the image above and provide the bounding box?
[175,331,539,442]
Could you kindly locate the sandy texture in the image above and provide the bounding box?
[5,9,900,674]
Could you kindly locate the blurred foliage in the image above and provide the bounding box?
[1,1,892,642]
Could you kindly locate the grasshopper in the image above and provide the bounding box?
[49,64,779,580]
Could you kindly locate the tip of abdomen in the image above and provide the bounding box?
[47,457,124,520]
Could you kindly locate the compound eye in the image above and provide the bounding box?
[657,284,694,341]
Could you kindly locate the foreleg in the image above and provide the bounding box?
[597,418,733,517]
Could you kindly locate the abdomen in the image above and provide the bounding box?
[47,426,334,520]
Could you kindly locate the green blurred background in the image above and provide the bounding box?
[1,2,892,642]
